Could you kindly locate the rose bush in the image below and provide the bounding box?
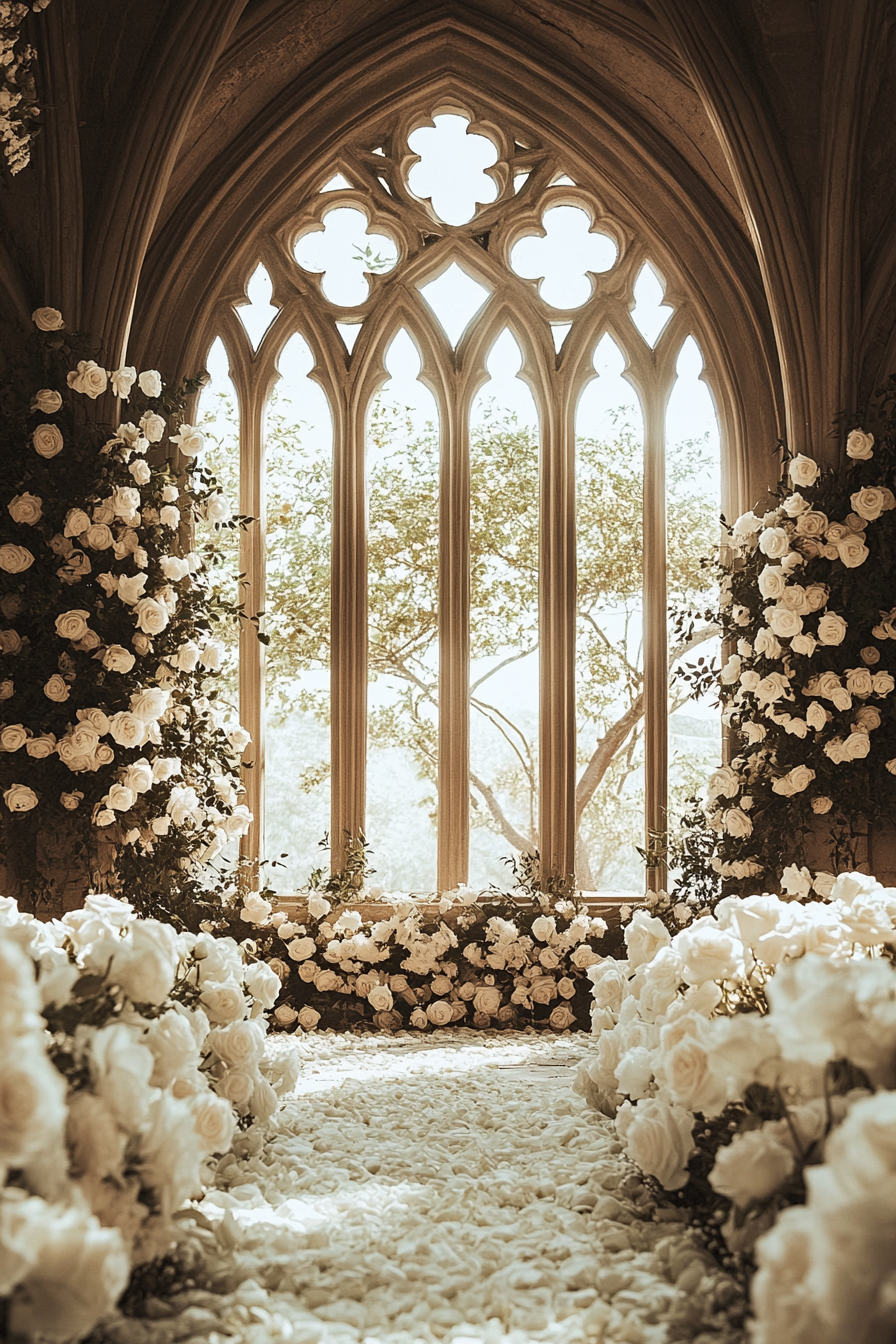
[675,394,896,899]
[0,313,254,923]
[575,870,896,1343]
[0,891,294,1342]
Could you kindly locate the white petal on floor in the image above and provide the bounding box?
[99,1031,744,1344]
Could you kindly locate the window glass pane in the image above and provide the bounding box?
[666,336,721,866]
[196,337,240,718]
[575,334,645,894]
[366,330,439,890]
[263,334,333,892]
[468,329,540,886]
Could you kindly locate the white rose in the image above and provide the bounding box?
[243,961,281,1009]
[141,411,166,442]
[549,1004,576,1030]
[167,784,200,825]
[102,644,136,673]
[709,1126,795,1206]
[160,504,180,528]
[204,493,231,523]
[625,910,672,969]
[200,980,247,1024]
[530,975,559,1005]
[7,1204,129,1344]
[723,807,753,837]
[240,891,272,924]
[0,544,34,573]
[274,1004,299,1026]
[615,1098,694,1190]
[368,984,394,1011]
[25,734,55,758]
[846,428,874,460]
[32,306,65,331]
[66,359,108,399]
[531,915,556,942]
[226,723,251,753]
[873,671,895,695]
[758,565,786,599]
[191,1093,236,1154]
[138,369,163,397]
[788,454,820,488]
[817,612,847,645]
[758,526,791,559]
[106,783,135,812]
[109,366,137,398]
[123,758,153,794]
[43,674,70,702]
[588,958,628,1011]
[307,892,331,920]
[117,573,147,605]
[0,1040,68,1168]
[287,936,316,962]
[766,605,803,639]
[32,422,64,458]
[129,459,151,485]
[135,597,169,635]
[221,803,253,837]
[111,485,140,519]
[426,999,454,1025]
[662,1033,728,1116]
[200,640,223,669]
[54,609,90,641]
[834,533,869,569]
[83,522,113,550]
[673,918,743,985]
[851,486,893,522]
[473,985,502,1015]
[296,1006,321,1031]
[7,492,42,525]
[0,724,28,751]
[31,388,63,415]
[160,555,190,581]
[207,1017,266,1068]
[129,687,169,722]
[731,511,762,540]
[108,711,147,748]
[169,423,205,456]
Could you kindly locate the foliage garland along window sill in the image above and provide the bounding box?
[0,308,254,920]
[198,99,724,899]
[675,383,896,902]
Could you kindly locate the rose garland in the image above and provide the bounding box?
[675,387,896,900]
[0,1,52,176]
[0,308,252,920]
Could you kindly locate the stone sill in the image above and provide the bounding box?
[273,892,641,922]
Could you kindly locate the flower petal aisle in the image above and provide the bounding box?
[101,1032,743,1344]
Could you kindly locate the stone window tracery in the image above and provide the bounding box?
[196,101,722,894]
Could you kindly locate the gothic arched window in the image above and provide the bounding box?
[196,103,722,895]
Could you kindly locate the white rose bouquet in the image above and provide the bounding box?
[675,392,896,899]
[0,314,252,924]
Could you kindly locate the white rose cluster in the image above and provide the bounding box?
[0,893,287,1336]
[576,869,896,1334]
[241,887,607,1033]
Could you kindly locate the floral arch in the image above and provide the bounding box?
[129,42,781,894]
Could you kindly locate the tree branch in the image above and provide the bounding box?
[469,770,532,854]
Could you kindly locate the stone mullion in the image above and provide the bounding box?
[642,387,668,892]
[330,395,367,874]
[538,386,577,888]
[437,387,469,892]
[238,379,267,877]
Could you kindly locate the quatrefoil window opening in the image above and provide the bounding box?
[509,205,617,309]
[294,206,399,307]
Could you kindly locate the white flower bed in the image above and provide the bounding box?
[0,894,291,1342]
[95,1032,744,1344]
[575,873,896,1342]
